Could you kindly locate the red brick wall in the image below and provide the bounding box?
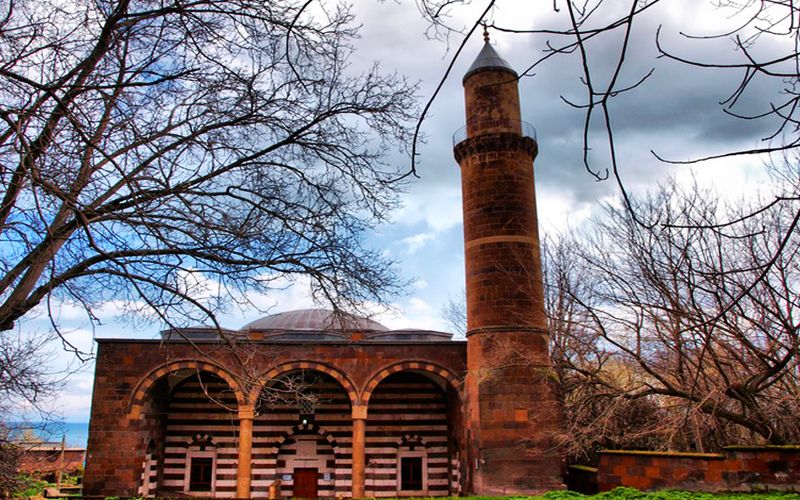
[723,447,800,490]
[18,448,85,475]
[598,447,800,492]
[463,67,521,137]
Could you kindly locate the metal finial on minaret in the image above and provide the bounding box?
[482,23,490,43]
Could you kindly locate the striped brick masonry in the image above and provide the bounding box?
[83,339,466,498]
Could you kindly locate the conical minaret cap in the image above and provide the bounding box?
[463,40,518,82]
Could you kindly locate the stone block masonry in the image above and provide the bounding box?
[598,447,800,492]
[83,339,467,498]
[455,37,563,495]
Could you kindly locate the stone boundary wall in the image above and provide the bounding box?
[598,446,800,492]
[18,448,86,477]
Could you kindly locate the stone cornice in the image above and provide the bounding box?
[453,133,537,164]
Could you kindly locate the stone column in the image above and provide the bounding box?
[351,405,367,498]
[237,405,255,499]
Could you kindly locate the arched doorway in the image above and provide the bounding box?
[253,370,351,498]
[275,424,338,499]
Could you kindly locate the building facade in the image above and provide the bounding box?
[83,40,563,498]
[85,310,466,498]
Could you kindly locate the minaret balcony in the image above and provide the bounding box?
[452,119,537,146]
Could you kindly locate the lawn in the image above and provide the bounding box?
[406,488,800,500]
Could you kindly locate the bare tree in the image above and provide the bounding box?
[415,0,800,193]
[0,333,62,494]
[0,423,23,497]
[0,335,60,414]
[440,174,800,459]
[441,288,466,338]
[414,2,800,345]
[545,233,705,462]
[0,0,418,339]
[424,1,800,457]
[548,178,800,458]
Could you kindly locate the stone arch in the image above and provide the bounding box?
[268,421,343,457]
[185,433,215,449]
[128,359,246,417]
[396,434,427,449]
[249,361,357,406]
[361,361,462,405]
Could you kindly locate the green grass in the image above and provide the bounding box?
[547,489,800,500]
[10,472,83,498]
[11,474,50,498]
[404,488,800,500]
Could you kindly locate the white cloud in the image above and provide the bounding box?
[536,187,594,234]
[53,378,94,423]
[27,297,136,324]
[673,157,772,202]
[369,296,450,332]
[393,184,463,233]
[222,275,319,327]
[51,328,96,360]
[408,297,432,312]
[400,232,436,254]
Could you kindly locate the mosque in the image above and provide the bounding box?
[83,37,563,498]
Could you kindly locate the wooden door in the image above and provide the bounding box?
[292,468,318,499]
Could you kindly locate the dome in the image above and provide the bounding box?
[242,308,389,333]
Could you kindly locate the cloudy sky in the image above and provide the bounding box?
[15,0,788,422]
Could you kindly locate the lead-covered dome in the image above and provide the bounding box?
[242,308,388,333]
[162,309,455,342]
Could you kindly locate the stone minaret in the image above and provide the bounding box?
[453,33,563,494]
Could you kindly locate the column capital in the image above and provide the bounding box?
[352,405,367,420]
[238,405,255,420]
